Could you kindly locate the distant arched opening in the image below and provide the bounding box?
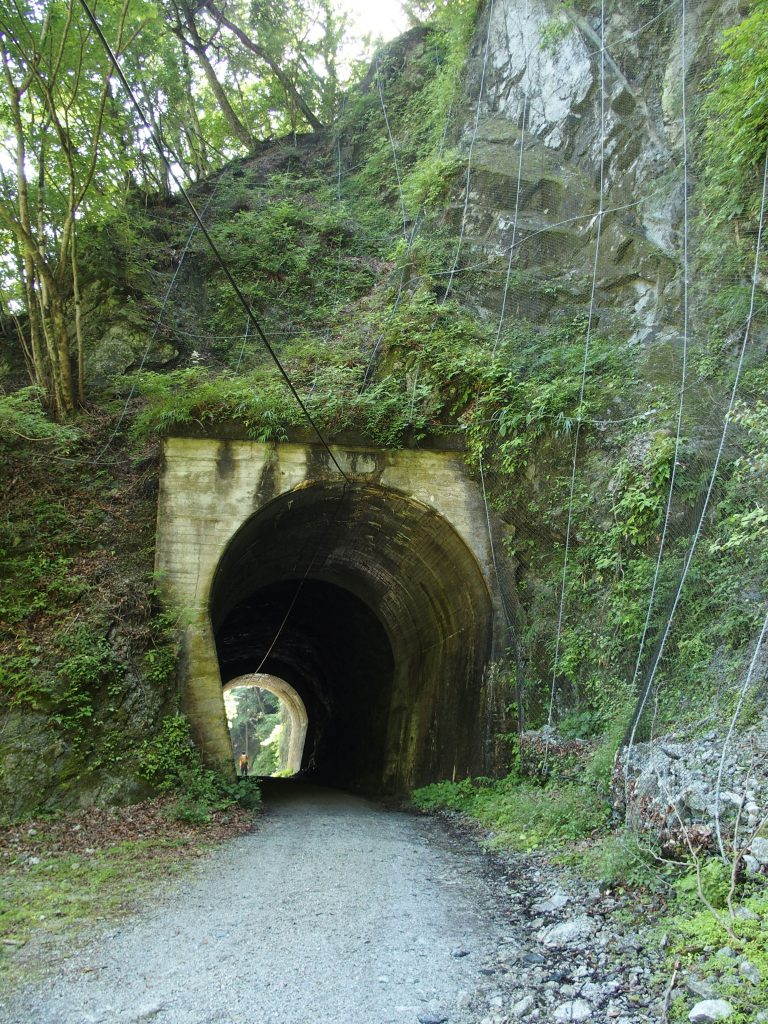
[223,674,308,776]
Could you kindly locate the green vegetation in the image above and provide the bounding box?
[138,713,261,822]
[699,0,768,224]
[413,774,611,850]
[0,407,181,818]
[0,840,187,970]
[413,728,619,852]
[226,688,285,776]
[665,883,768,1023]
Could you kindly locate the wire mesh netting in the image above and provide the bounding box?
[92,0,768,834]
[425,0,768,839]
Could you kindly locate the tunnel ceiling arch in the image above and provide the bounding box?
[155,438,508,793]
[211,484,494,792]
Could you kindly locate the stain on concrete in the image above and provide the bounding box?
[215,440,235,480]
[254,445,278,508]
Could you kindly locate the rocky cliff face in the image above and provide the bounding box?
[449,0,742,346]
[448,0,767,831]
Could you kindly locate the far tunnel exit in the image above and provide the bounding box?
[223,674,309,777]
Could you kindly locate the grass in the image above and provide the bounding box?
[412,773,611,852]
[1,840,184,941]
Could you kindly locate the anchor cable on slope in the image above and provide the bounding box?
[545,0,608,740]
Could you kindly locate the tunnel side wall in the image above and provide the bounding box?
[155,438,507,784]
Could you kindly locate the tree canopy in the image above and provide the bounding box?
[0,0,348,413]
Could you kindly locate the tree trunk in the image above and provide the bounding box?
[50,295,75,416]
[71,224,85,405]
[196,42,254,149]
[23,259,49,392]
[203,1,325,132]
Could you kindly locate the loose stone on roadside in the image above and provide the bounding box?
[510,993,535,1017]
[541,915,596,947]
[522,951,546,964]
[553,998,592,1021]
[531,891,570,913]
[688,999,735,1023]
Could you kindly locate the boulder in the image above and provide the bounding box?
[688,1000,734,1023]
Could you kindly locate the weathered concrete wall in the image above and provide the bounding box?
[156,437,507,790]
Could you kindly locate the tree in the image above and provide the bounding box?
[165,0,256,149]
[0,0,347,416]
[165,0,345,144]
[0,0,142,414]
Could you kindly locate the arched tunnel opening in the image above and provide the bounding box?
[210,482,495,794]
[223,675,309,777]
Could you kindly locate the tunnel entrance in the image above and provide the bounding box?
[218,582,394,788]
[210,482,494,793]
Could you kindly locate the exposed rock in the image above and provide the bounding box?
[456,989,472,1010]
[541,914,596,947]
[717,947,737,960]
[742,854,761,875]
[685,975,717,1000]
[531,891,570,913]
[510,993,535,1017]
[522,951,546,964]
[734,906,758,921]
[688,1000,735,1023]
[738,960,761,985]
[615,724,768,838]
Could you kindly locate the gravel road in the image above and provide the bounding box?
[0,784,515,1024]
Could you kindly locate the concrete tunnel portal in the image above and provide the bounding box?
[155,439,506,794]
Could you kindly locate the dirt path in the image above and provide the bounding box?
[0,784,661,1024]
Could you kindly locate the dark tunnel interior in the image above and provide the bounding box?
[217,579,395,789]
[209,483,495,793]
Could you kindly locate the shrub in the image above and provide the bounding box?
[138,714,259,822]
